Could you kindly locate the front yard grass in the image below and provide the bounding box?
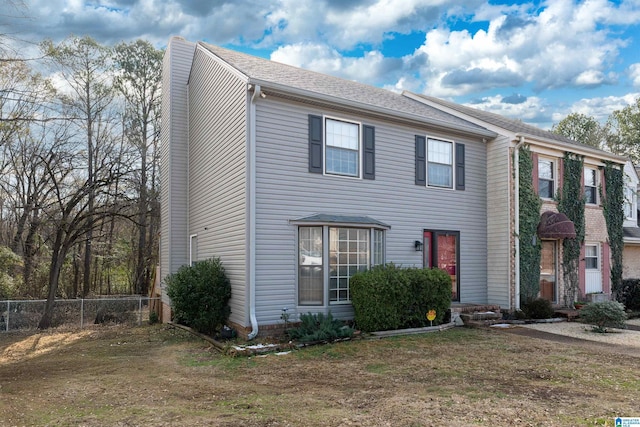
[0,325,638,426]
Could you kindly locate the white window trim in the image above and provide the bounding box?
[584,166,599,205]
[323,116,362,179]
[538,157,556,200]
[584,243,600,270]
[625,184,637,221]
[426,136,455,190]
[189,234,198,266]
[296,224,387,307]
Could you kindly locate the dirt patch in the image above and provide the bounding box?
[1,325,639,426]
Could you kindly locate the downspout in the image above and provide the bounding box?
[247,84,260,339]
[514,136,526,311]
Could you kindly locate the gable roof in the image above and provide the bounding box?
[406,93,625,161]
[198,43,496,138]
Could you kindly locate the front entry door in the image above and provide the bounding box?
[585,244,602,294]
[424,230,460,301]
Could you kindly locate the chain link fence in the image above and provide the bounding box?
[0,297,160,332]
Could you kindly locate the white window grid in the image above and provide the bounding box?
[325,118,360,177]
[538,158,555,199]
[427,138,453,188]
[329,227,369,304]
[584,167,598,204]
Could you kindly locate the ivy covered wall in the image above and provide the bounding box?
[557,153,585,307]
[518,146,542,305]
[602,162,625,298]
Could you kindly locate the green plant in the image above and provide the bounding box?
[148,310,159,324]
[165,258,231,336]
[517,146,542,305]
[579,300,627,333]
[557,152,585,308]
[602,162,625,299]
[287,312,354,343]
[619,279,640,311]
[522,298,555,319]
[350,263,451,332]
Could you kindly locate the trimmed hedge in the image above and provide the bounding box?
[165,258,231,336]
[350,264,452,332]
[619,279,640,311]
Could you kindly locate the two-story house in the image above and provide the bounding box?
[407,94,627,309]
[161,37,626,337]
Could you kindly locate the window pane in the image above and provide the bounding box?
[585,245,597,258]
[298,227,323,305]
[428,163,452,188]
[325,119,359,177]
[584,168,596,187]
[427,139,453,188]
[329,227,369,304]
[539,179,554,199]
[539,159,553,179]
[373,229,384,266]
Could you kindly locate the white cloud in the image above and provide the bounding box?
[551,93,640,124]
[630,64,640,88]
[399,0,636,97]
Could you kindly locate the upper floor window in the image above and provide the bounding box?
[538,158,555,199]
[584,167,598,204]
[308,115,375,180]
[625,184,637,220]
[325,118,360,177]
[427,138,453,188]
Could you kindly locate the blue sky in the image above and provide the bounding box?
[4,0,640,129]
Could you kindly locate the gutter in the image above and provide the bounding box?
[248,78,498,140]
[247,84,261,340]
[514,135,526,311]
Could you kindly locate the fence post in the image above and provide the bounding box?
[5,300,9,332]
[138,296,142,326]
[80,298,84,329]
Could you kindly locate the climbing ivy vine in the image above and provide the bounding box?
[518,146,542,305]
[557,153,585,308]
[602,162,625,298]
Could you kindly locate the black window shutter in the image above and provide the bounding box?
[363,125,375,180]
[415,135,426,185]
[308,115,323,174]
[455,143,465,190]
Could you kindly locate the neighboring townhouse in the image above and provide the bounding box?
[623,161,640,279]
[405,93,627,310]
[160,37,499,337]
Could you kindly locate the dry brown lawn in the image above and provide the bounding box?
[0,324,638,426]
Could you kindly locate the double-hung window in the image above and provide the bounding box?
[308,115,375,180]
[625,184,637,220]
[325,118,360,177]
[584,167,598,204]
[297,221,386,306]
[538,158,555,199]
[427,138,453,188]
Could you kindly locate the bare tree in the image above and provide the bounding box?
[113,40,163,295]
[42,35,115,297]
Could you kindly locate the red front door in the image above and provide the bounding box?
[424,230,460,301]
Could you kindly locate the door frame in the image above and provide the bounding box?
[423,230,460,301]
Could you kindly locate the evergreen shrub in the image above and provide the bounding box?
[619,279,640,311]
[350,264,451,332]
[287,312,354,343]
[165,258,231,335]
[522,298,555,319]
[580,300,627,333]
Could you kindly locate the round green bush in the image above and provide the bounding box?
[579,301,627,333]
[165,258,231,335]
[522,298,555,319]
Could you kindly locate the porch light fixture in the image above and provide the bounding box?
[414,240,423,252]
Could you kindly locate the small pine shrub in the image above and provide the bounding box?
[579,301,627,333]
[287,312,354,343]
[522,298,555,319]
[148,310,159,324]
[619,279,640,311]
[166,258,231,336]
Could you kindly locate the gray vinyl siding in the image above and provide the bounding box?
[253,98,488,326]
[486,136,512,307]
[160,38,194,303]
[188,47,248,328]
